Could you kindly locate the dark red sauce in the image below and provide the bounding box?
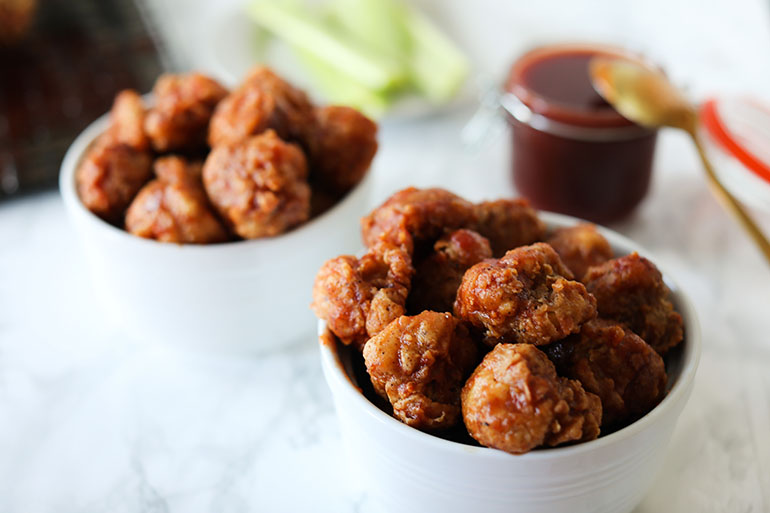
[505,45,657,224]
[522,52,612,114]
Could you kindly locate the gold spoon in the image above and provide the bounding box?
[590,57,770,265]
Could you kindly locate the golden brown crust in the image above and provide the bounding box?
[208,66,314,147]
[471,199,545,256]
[75,90,155,224]
[75,67,385,243]
[544,318,667,428]
[75,136,152,224]
[462,343,601,454]
[107,90,149,152]
[363,311,478,430]
[152,154,203,184]
[408,229,492,314]
[454,243,597,346]
[360,187,476,254]
[311,243,414,349]
[144,72,228,152]
[547,223,613,280]
[125,156,228,244]
[305,106,377,195]
[583,253,683,355]
[202,131,310,239]
[308,186,687,451]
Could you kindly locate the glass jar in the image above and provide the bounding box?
[699,96,770,232]
[504,43,658,224]
[699,97,770,212]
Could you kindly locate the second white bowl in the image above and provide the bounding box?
[60,113,373,353]
[319,211,701,513]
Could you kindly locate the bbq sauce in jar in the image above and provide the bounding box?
[505,44,657,224]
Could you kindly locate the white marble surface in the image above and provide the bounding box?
[3,1,770,512]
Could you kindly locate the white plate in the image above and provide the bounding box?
[197,2,477,122]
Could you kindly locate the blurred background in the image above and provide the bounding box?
[0,0,161,198]
[2,0,768,198]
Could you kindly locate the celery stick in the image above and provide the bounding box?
[402,7,469,103]
[327,0,410,61]
[248,0,405,91]
[292,46,391,118]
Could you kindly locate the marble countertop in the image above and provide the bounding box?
[3,1,770,511]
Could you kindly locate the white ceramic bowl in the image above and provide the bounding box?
[319,211,701,513]
[60,113,373,354]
